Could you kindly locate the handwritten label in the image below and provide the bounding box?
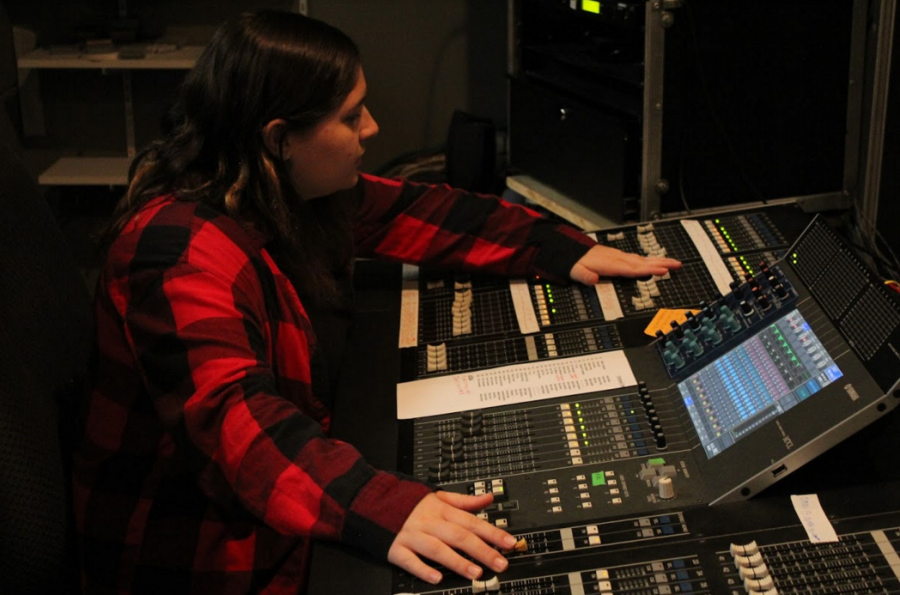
[791,494,839,543]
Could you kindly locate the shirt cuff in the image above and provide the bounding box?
[341,471,434,560]
[532,224,597,282]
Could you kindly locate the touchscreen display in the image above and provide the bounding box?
[678,309,843,458]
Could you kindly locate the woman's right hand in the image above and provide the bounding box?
[387,491,518,585]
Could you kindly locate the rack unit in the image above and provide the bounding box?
[506,0,895,228]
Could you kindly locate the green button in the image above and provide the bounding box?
[591,472,606,486]
[648,457,666,466]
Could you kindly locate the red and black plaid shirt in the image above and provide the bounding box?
[73,174,595,594]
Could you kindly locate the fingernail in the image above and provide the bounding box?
[503,535,518,548]
[467,564,482,579]
[492,556,508,572]
[428,571,442,584]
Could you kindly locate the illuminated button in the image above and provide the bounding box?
[588,535,601,545]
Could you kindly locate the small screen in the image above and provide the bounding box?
[678,308,843,459]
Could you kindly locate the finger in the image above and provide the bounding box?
[409,530,487,582]
[426,517,510,575]
[570,263,599,285]
[434,490,494,512]
[434,493,518,549]
[387,545,444,585]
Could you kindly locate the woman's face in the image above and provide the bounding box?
[282,68,379,200]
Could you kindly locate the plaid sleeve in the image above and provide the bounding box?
[353,174,596,282]
[113,204,431,559]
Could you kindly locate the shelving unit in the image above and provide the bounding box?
[16,45,203,186]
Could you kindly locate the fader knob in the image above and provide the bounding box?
[428,458,450,473]
[658,475,674,499]
[685,311,700,330]
[442,431,464,448]
[655,432,668,450]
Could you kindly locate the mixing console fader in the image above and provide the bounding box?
[402,206,807,380]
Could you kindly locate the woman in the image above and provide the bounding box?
[73,10,680,594]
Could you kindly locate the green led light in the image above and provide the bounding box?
[582,0,601,14]
[592,471,606,486]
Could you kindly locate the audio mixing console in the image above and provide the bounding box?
[398,208,805,380]
[308,204,900,595]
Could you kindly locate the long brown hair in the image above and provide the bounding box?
[102,10,363,305]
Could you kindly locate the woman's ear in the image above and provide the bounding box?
[262,119,289,159]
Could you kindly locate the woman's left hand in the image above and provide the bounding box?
[569,244,682,285]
